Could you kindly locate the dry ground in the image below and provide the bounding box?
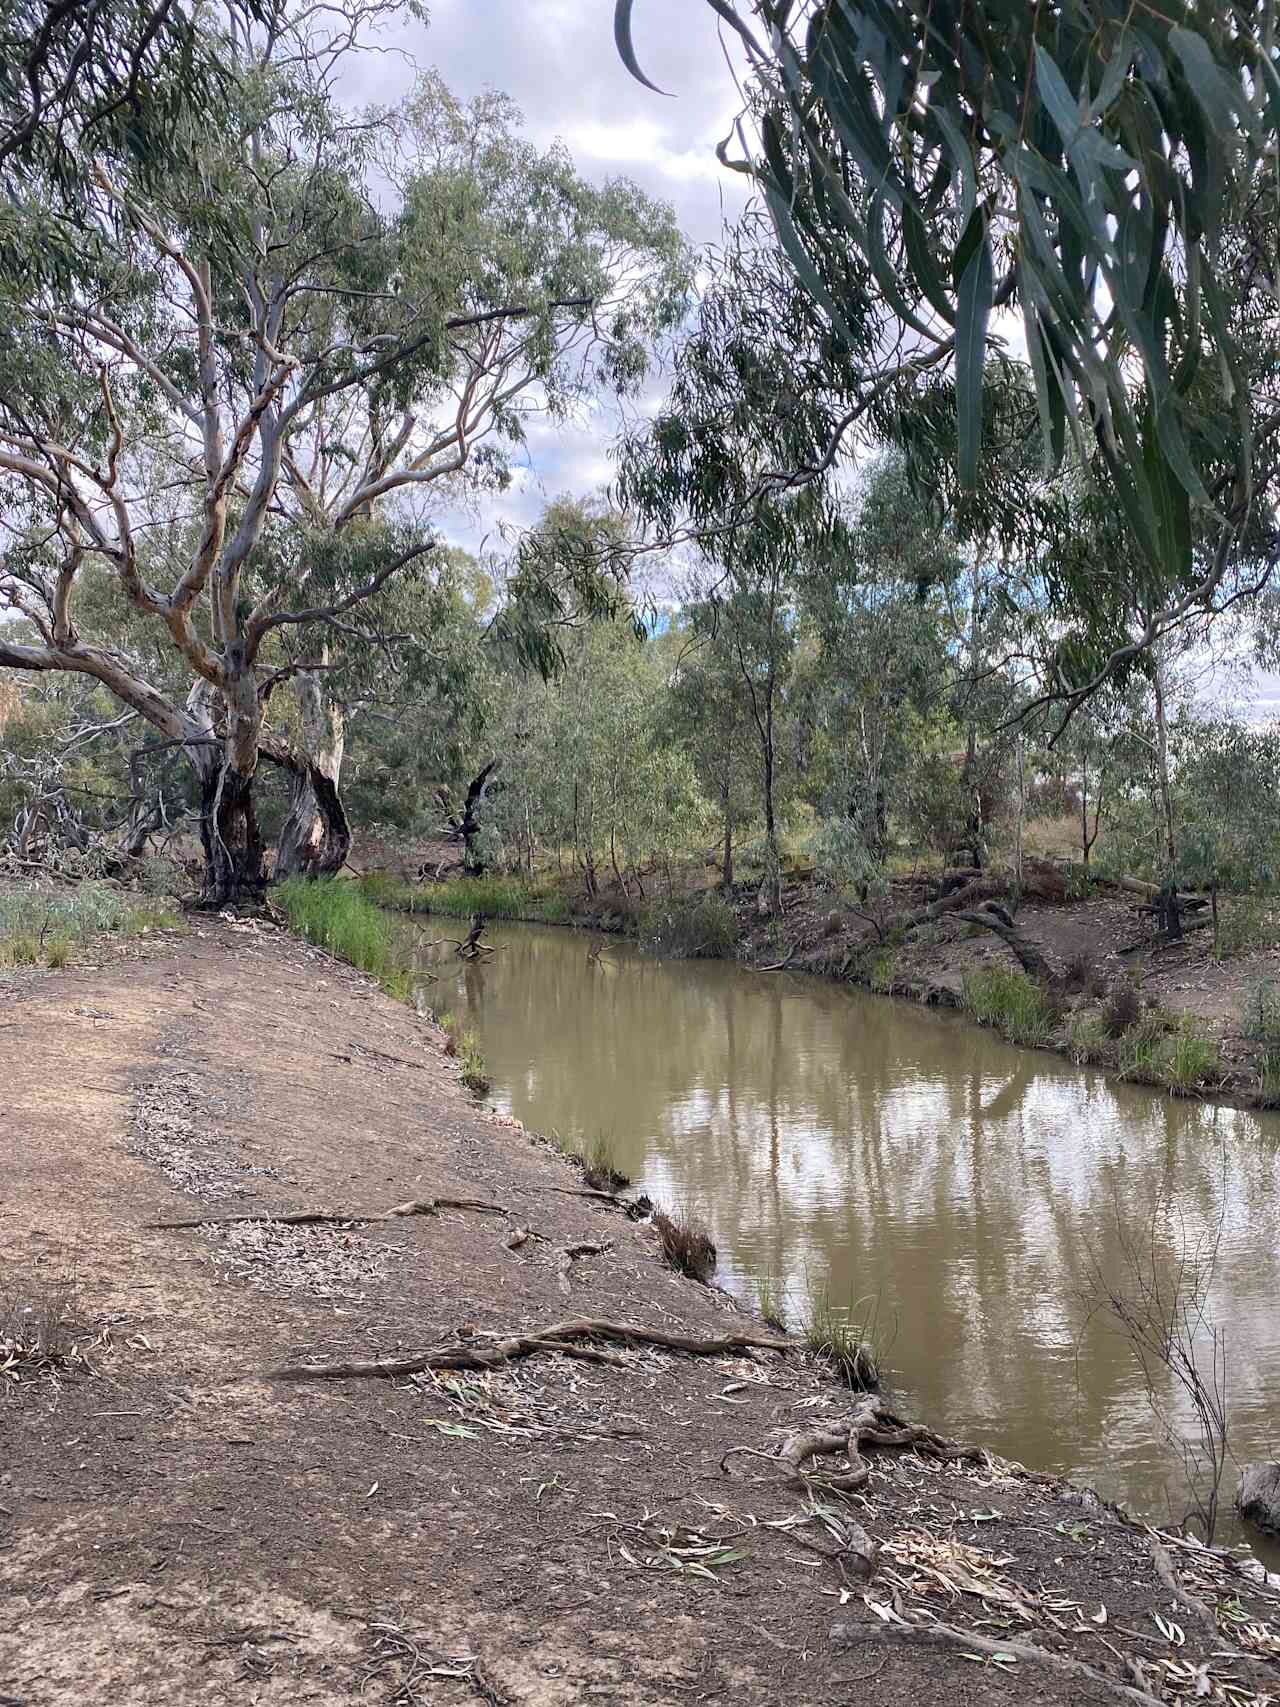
[3,920,1280,1705]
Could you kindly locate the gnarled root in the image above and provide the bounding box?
[722,1391,982,1494]
[268,1318,791,1382]
[146,1196,508,1232]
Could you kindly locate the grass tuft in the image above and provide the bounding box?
[639,893,738,959]
[1102,979,1144,1039]
[652,1207,717,1284]
[276,876,409,997]
[754,1274,788,1334]
[1,1269,87,1386]
[962,966,1060,1046]
[578,1133,630,1192]
[800,1287,881,1390]
[432,1009,491,1095]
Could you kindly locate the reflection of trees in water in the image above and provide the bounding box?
[432,923,1280,1520]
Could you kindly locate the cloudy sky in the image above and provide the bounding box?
[346,0,752,556]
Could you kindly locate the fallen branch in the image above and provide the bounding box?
[843,1618,1164,1707]
[146,1196,509,1232]
[267,1317,792,1381]
[557,1240,612,1295]
[954,904,1058,985]
[755,943,800,973]
[722,1391,982,1494]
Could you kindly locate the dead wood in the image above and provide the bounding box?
[953,905,1058,985]
[146,1196,509,1232]
[556,1240,611,1294]
[755,943,800,972]
[844,1618,1165,1707]
[884,875,1012,941]
[267,1317,791,1381]
[721,1391,982,1495]
[504,1226,532,1250]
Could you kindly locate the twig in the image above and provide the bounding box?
[267,1318,792,1381]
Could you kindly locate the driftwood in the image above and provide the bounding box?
[721,1391,982,1495]
[267,1318,792,1381]
[146,1195,509,1232]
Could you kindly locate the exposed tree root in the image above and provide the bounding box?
[721,1391,982,1494]
[845,1618,1165,1707]
[267,1318,791,1382]
[146,1196,509,1232]
[540,1184,653,1217]
[556,1241,611,1294]
[1148,1536,1218,1634]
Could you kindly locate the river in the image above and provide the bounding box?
[404,917,1280,1549]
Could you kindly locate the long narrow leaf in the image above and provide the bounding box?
[954,215,993,488]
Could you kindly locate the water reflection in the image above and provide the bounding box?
[411,920,1280,1541]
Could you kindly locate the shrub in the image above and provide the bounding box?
[1257,1046,1280,1107]
[1215,894,1279,961]
[864,946,898,993]
[800,1288,881,1390]
[1240,980,1280,1045]
[1062,947,1106,997]
[1102,979,1144,1039]
[962,967,1059,1046]
[639,894,738,959]
[652,1208,717,1283]
[0,883,182,969]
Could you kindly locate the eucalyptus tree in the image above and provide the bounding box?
[264,76,690,875]
[0,7,689,903]
[664,615,760,891]
[615,1,1280,706]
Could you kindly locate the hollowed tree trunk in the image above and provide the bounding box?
[192,669,267,906]
[274,672,349,880]
[199,760,266,905]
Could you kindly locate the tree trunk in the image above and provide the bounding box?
[1152,658,1177,876]
[274,670,349,880]
[199,759,265,905]
[196,666,266,906]
[721,810,734,892]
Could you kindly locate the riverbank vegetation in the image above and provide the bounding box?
[0,883,181,970]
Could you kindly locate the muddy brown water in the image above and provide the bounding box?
[405,918,1280,1550]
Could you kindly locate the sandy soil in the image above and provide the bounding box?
[3,919,1280,1705]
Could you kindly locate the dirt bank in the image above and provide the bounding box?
[4,920,1279,1705]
